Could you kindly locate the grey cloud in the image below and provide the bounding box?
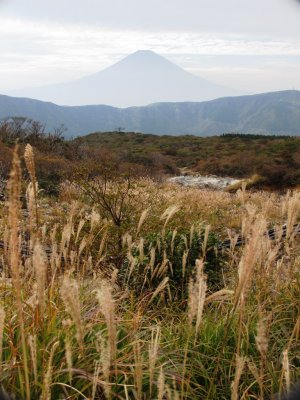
[2,0,300,38]
[1,0,300,93]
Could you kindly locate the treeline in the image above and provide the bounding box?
[1,119,300,193]
[0,117,82,195]
[221,133,292,139]
[0,116,67,147]
[0,118,177,196]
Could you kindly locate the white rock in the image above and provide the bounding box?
[168,175,241,190]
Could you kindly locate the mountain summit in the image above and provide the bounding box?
[9,50,239,107]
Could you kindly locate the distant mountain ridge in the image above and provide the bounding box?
[0,90,300,137]
[7,50,238,107]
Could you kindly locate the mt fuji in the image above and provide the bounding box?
[9,50,240,107]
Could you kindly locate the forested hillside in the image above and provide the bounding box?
[1,90,300,136]
[77,131,300,188]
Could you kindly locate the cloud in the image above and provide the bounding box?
[1,18,300,60]
[2,0,300,38]
[1,1,300,93]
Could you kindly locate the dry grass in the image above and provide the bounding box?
[0,148,299,399]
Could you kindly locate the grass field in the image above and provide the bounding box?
[0,144,299,399]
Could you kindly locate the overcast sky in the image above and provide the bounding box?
[1,0,300,93]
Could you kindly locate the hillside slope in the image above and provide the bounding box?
[0,90,300,137]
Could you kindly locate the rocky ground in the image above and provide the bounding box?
[169,174,241,190]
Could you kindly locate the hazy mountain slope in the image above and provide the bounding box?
[0,94,122,136]
[8,50,238,107]
[0,90,300,137]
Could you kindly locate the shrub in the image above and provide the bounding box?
[119,227,224,299]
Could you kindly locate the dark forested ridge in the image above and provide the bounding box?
[1,90,300,137]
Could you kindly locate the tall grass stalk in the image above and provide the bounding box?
[282,349,291,394]
[157,367,165,400]
[64,330,73,384]
[231,355,246,400]
[8,146,30,400]
[96,281,117,362]
[0,305,5,373]
[60,275,84,348]
[149,326,161,397]
[41,341,59,400]
[188,259,207,338]
[24,144,39,229]
[28,334,38,386]
[33,242,47,320]
[255,313,270,397]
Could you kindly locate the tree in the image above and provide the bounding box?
[73,154,139,256]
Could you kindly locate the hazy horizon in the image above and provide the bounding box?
[1,0,300,99]
[7,50,245,107]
